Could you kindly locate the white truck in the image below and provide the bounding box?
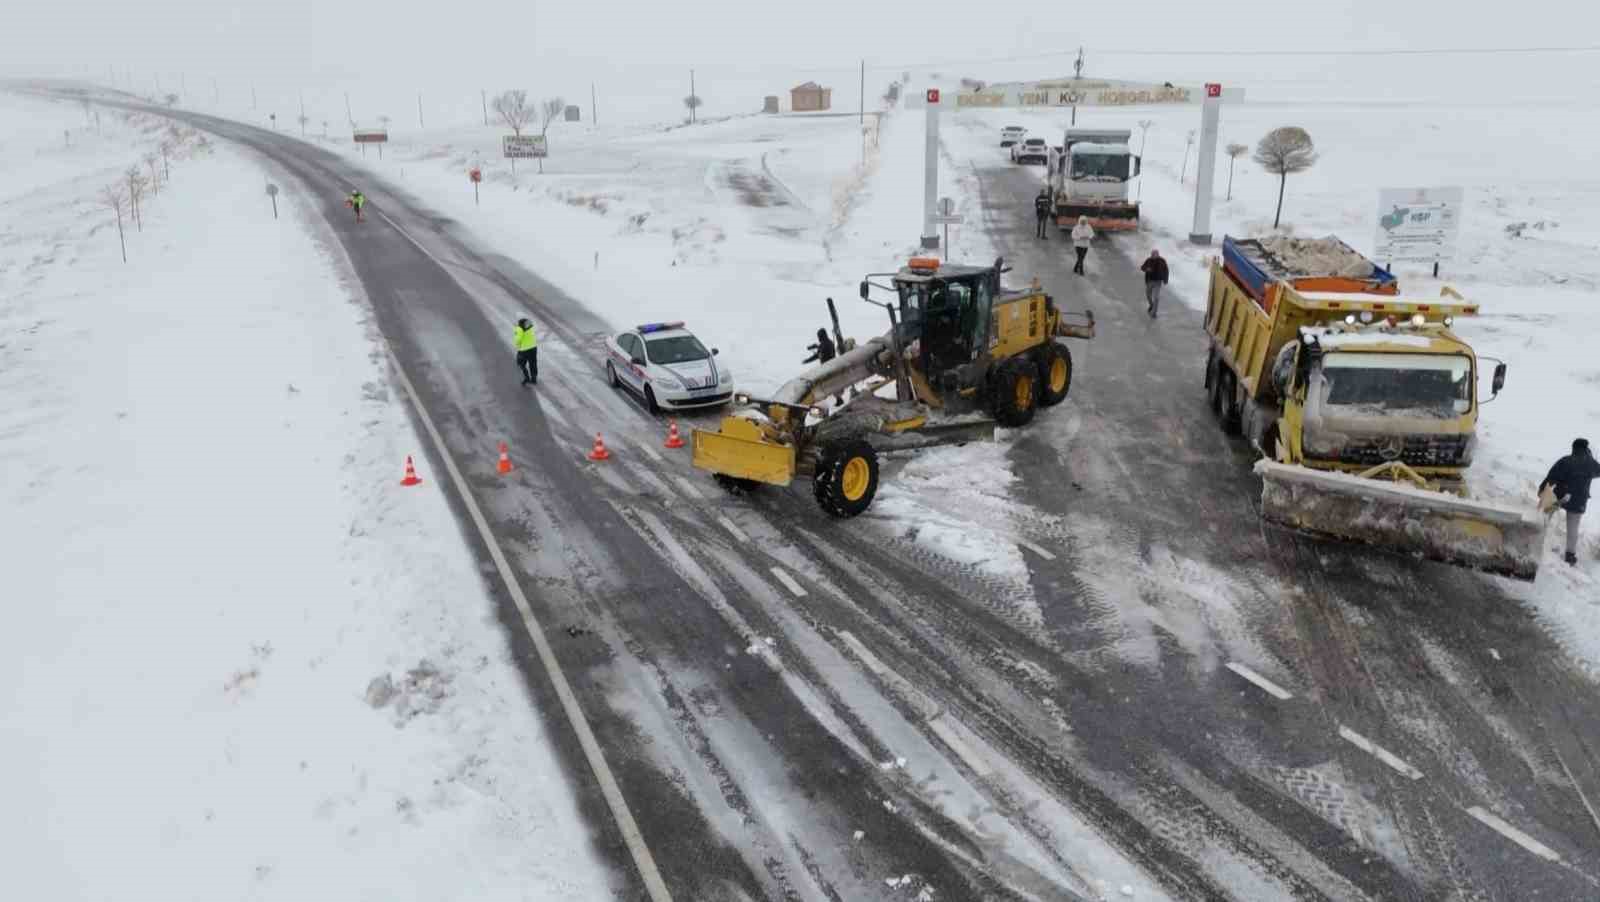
[1047,128,1141,232]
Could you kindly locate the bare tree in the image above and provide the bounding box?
[492,89,533,136]
[158,140,173,178]
[99,183,128,262]
[126,166,148,231]
[539,98,564,137]
[1253,127,1319,228]
[1224,142,1248,201]
[683,95,703,121]
[144,153,161,196]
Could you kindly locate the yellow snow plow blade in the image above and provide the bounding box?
[1256,460,1546,581]
[691,415,797,487]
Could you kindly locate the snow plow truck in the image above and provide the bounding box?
[1047,128,1141,231]
[691,256,1094,517]
[1205,235,1544,580]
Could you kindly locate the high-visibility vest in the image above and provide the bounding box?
[514,324,537,351]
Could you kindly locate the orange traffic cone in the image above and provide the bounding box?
[664,419,685,449]
[497,441,513,475]
[400,455,423,486]
[588,433,611,461]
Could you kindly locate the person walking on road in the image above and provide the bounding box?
[1071,215,1095,275]
[1540,437,1600,565]
[1033,189,1052,239]
[803,327,836,365]
[513,317,538,386]
[347,189,366,223]
[1140,249,1170,318]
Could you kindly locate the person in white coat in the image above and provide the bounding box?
[1070,216,1095,275]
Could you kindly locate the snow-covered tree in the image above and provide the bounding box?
[539,98,564,137]
[1253,127,1318,228]
[492,89,533,136]
[1224,143,1248,201]
[99,183,128,262]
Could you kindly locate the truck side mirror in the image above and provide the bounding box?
[859,281,870,300]
[1492,362,1507,395]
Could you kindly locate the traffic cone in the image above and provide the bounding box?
[664,419,685,449]
[587,433,611,461]
[400,455,423,486]
[497,441,513,475]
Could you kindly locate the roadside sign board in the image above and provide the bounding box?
[1374,187,1464,264]
[353,128,388,143]
[503,135,548,159]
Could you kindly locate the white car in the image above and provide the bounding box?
[1000,126,1027,147]
[605,321,734,413]
[1011,136,1049,165]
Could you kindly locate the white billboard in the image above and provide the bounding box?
[1374,187,1464,264]
[503,135,547,159]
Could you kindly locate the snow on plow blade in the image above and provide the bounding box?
[1255,460,1545,581]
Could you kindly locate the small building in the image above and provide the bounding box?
[790,82,832,112]
[564,105,581,122]
[762,95,780,114]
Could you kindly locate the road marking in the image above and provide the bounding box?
[1465,806,1563,863]
[1225,662,1294,701]
[1552,745,1600,843]
[674,476,704,500]
[837,630,888,676]
[1338,725,1423,781]
[717,515,749,543]
[1018,540,1056,561]
[770,567,807,598]
[381,345,672,902]
[639,444,664,465]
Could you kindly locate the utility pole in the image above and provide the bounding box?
[859,59,865,125]
[252,85,257,110]
[1136,119,1153,202]
[591,83,597,127]
[345,91,353,126]
[299,90,305,122]
[417,93,424,128]
[212,77,219,106]
[481,89,488,126]
[1071,46,1085,126]
[689,69,696,123]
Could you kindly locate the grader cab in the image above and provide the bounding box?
[691,257,1094,516]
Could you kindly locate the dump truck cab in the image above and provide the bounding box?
[1273,317,1498,493]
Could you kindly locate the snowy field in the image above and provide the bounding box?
[0,93,615,900]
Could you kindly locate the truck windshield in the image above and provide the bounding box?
[1071,154,1130,181]
[1318,353,1471,417]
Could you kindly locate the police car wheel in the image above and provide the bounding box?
[606,362,620,388]
[644,385,661,415]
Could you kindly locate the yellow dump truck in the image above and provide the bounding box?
[1205,236,1543,580]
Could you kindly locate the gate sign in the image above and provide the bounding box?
[503,135,547,159]
[955,78,1243,109]
[353,128,388,143]
[1374,187,1464,264]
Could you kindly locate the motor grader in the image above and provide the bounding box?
[691,256,1095,516]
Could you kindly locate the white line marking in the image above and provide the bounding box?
[638,444,664,465]
[382,345,672,901]
[674,476,704,500]
[1018,540,1056,561]
[837,630,888,676]
[770,567,807,598]
[1226,662,1294,700]
[928,716,995,778]
[717,515,749,543]
[1466,806,1563,863]
[1338,725,1423,781]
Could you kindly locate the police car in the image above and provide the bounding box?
[605,322,734,413]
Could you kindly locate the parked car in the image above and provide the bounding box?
[605,322,734,413]
[1000,126,1027,147]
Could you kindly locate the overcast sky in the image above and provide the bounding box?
[6,0,1599,123]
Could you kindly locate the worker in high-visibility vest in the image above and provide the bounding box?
[514,318,538,385]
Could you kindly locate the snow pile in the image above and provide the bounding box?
[0,93,614,900]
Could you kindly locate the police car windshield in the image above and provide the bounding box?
[646,335,710,364]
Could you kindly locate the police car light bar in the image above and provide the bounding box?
[637,321,686,334]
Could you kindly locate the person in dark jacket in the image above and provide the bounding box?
[1033,190,1052,239]
[1140,249,1170,318]
[1541,437,1600,565]
[803,328,836,365]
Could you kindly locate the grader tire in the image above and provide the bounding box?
[1036,342,1073,407]
[812,439,879,518]
[990,357,1039,428]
